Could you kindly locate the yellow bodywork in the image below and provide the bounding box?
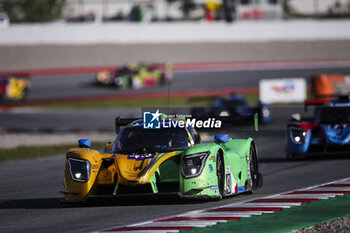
[64,146,180,201]
[115,151,178,185]
[64,148,104,201]
[6,77,30,100]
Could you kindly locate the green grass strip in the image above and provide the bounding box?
[0,142,106,163]
[181,194,350,233]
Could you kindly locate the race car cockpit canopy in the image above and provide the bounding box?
[316,106,350,124]
[113,126,192,154]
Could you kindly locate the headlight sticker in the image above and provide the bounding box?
[67,158,91,183]
[182,151,210,178]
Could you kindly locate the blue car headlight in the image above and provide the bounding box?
[68,158,91,183]
[289,127,307,144]
[182,151,210,179]
[262,106,270,118]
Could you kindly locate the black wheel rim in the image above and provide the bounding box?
[217,153,225,196]
[250,146,258,189]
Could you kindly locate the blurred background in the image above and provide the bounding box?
[0,0,350,149]
[0,0,349,151]
[1,2,350,233]
[1,0,350,24]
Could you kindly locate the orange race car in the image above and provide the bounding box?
[312,74,350,97]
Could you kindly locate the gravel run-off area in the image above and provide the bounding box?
[291,216,350,233]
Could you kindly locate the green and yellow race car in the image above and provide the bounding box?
[95,63,173,89]
[63,115,262,202]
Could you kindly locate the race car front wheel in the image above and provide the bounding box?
[249,143,259,192]
[216,151,225,199]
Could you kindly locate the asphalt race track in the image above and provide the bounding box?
[1,131,350,233]
[1,66,350,233]
[2,66,350,131]
[25,66,350,101]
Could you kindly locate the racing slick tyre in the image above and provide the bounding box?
[216,151,225,199]
[248,143,260,193]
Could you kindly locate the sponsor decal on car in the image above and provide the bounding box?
[226,165,231,194]
[231,174,237,194]
[226,174,231,194]
[127,154,155,160]
[237,186,245,192]
[209,164,214,172]
[247,156,251,177]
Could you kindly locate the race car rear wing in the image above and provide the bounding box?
[115,114,259,134]
[115,117,139,133]
[304,99,332,111]
[304,95,350,111]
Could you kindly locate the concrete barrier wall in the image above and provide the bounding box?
[1,40,350,71]
[1,21,350,71]
[1,21,350,45]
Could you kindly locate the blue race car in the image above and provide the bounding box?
[191,93,271,123]
[286,96,350,160]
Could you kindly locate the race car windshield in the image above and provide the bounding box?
[113,127,191,154]
[223,99,248,108]
[316,107,350,124]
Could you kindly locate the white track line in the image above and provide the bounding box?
[94,177,350,233]
[272,194,338,199]
[142,221,218,227]
[180,213,256,218]
[226,203,296,208]
[307,187,350,191]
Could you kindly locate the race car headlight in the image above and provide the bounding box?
[289,127,307,144]
[182,151,210,179]
[68,158,91,183]
[262,107,270,118]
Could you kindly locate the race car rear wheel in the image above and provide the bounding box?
[249,143,259,192]
[216,151,225,199]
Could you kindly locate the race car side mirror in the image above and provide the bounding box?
[214,134,230,144]
[78,139,91,148]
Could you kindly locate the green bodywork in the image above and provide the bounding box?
[123,135,257,198]
[179,137,255,198]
